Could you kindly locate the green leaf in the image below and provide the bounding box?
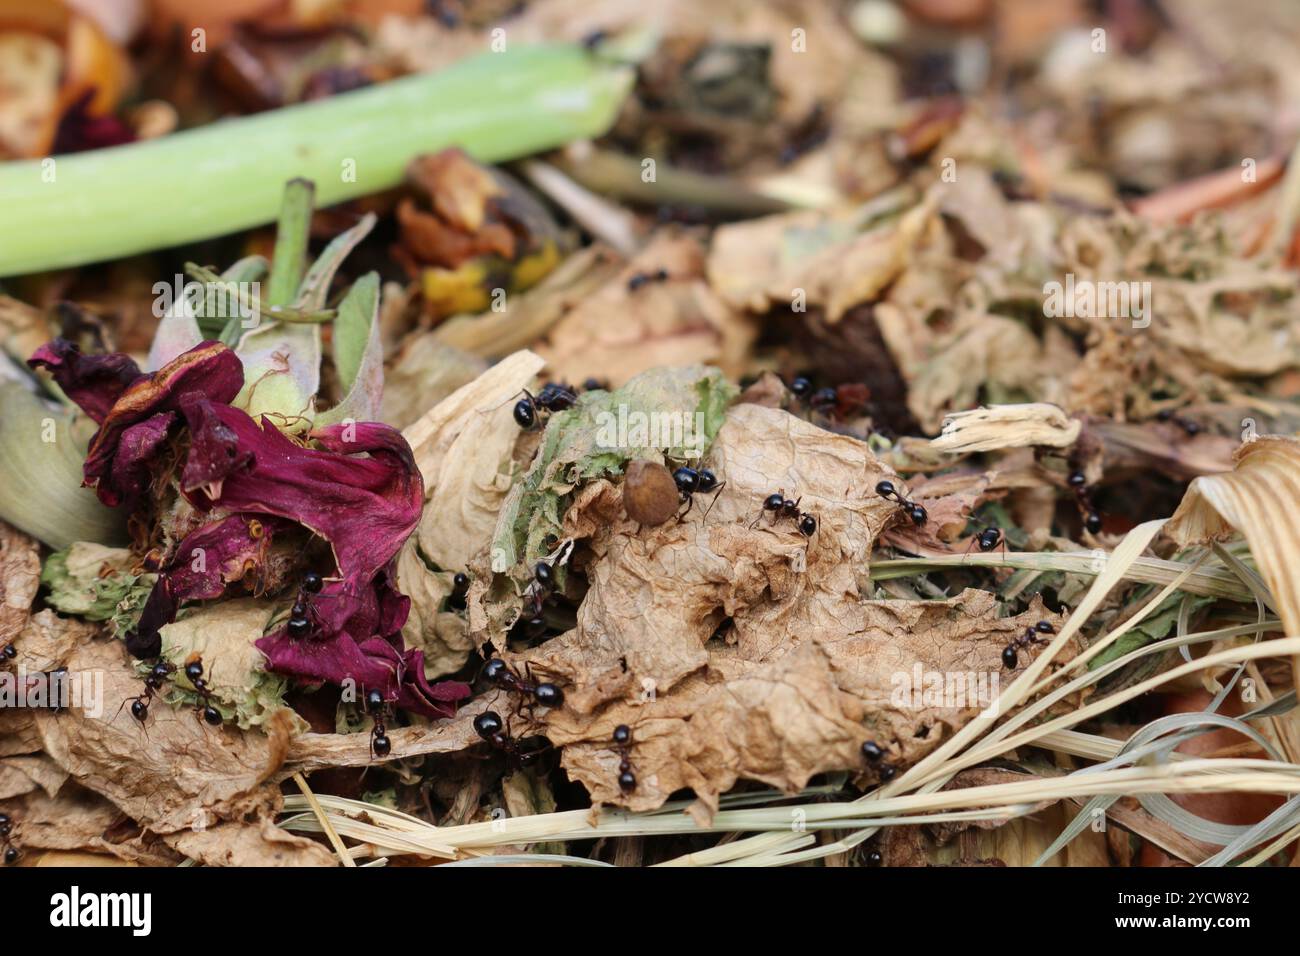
[41,543,154,638]
[316,272,383,426]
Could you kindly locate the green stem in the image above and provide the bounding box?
[183,263,336,324]
[267,179,314,307]
[0,45,632,276]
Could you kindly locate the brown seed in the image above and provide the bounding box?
[623,460,680,526]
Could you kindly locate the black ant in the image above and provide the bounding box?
[472,710,550,770]
[0,812,18,866]
[512,382,578,430]
[481,657,564,716]
[184,658,222,726]
[875,479,927,526]
[613,723,636,793]
[789,377,870,420]
[120,658,174,724]
[1067,470,1103,535]
[447,572,470,611]
[1001,620,1054,669]
[0,642,15,664]
[861,740,897,781]
[364,688,392,758]
[1155,408,1201,435]
[962,525,1006,561]
[517,560,555,627]
[627,268,669,291]
[286,570,325,638]
[672,465,725,520]
[752,491,818,537]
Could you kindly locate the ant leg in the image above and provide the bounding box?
[676,493,695,522]
[960,536,979,564]
[701,481,726,522]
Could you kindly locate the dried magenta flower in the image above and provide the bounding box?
[29,339,469,718]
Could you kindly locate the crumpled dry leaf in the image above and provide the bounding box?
[906,315,1047,434]
[708,198,932,322]
[930,403,1082,453]
[396,149,565,319]
[1164,436,1300,694]
[478,365,735,635]
[2,781,181,866]
[33,636,297,833]
[538,231,756,386]
[380,335,487,431]
[0,519,40,645]
[404,350,546,573]
[164,817,336,867]
[499,403,1067,814]
[0,753,68,800]
[395,538,474,679]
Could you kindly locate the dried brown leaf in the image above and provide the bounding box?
[539,231,755,386]
[164,817,336,867]
[501,404,1067,813]
[0,519,40,645]
[34,636,297,833]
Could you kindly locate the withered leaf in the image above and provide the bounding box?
[3,782,181,867]
[164,817,337,868]
[539,231,755,386]
[0,520,40,645]
[499,403,1067,813]
[34,637,297,834]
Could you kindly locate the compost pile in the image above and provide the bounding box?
[2,0,1300,868]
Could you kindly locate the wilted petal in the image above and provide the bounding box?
[28,339,143,423]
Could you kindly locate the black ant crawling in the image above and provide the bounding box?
[512,382,578,430]
[875,479,927,526]
[0,812,18,865]
[672,465,725,520]
[962,526,1006,561]
[626,268,669,291]
[613,723,636,793]
[447,572,470,611]
[1001,620,1055,669]
[861,740,897,780]
[120,658,174,724]
[1067,470,1103,535]
[364,688,392,758]
[752,491,818,537]
[1,642,15,663]
[1155,408,1202,436]
[472,710,551,770]
[286,570,325,638]
[184,658,222,726]
[481,657,564,716]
